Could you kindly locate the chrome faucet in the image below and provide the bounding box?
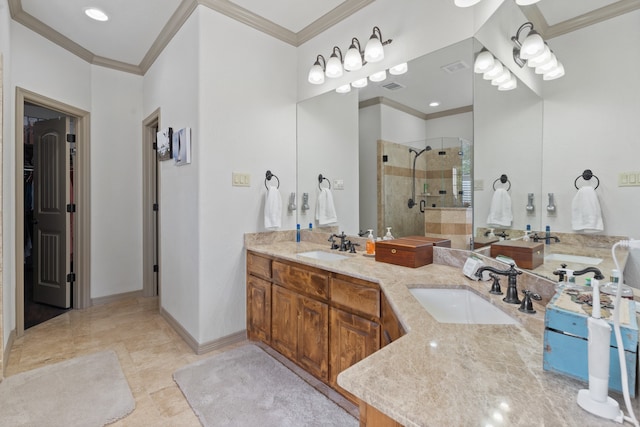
[475,264,523,304]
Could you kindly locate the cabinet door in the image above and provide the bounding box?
[271,285,298,360]
[330,308,380,400]
[381,293,405,347]
[297,296,329,381]
[247,275,271,343]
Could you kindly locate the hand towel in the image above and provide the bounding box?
[571,185,603,233]
[316,188,338,225]
[486,188,513,227]
[264,186,282,229]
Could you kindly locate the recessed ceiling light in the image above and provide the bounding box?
[84,7,109,22]
[429,101,440,107]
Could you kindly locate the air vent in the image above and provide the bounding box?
[381,81,405,91]
[441,60,469,74]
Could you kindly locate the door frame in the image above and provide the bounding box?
[142,108,160,298]
[15,87,91,337]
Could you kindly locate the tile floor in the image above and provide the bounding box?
[5,296,357,426]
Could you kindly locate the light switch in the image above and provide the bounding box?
[619,171,640,187]
[334,179,344,190]
[474,179,484,191]
[232,172,250,187]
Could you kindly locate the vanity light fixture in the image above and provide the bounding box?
[307,55,326,85]
[515,0,541,5]
[512,22,565,80]
[389,62,408,75]
[336,84,351,94]
[369,70,387,82]
[454,0,482,7]
[351,77,368,88]
[308,26,392,86]
[473,50,517,92]
[84,7,109,21]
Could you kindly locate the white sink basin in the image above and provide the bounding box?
[409,288,517,325]
[544,253,603,265]
[297,250,349,262]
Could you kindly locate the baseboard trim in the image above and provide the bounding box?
[3,329,16,379]
[91,290,144,306]
[159,307,247,355]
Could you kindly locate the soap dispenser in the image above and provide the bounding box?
[383,227,394,240]
[366,229,376,255]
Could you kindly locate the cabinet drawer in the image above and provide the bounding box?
[330,276,380,319]
[272,261,329,300]
[247,251,272,279]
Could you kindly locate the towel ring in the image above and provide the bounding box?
[574,169,599,189]
[265,170,280,189]
[492,174,511,191]
[318,174,331,190]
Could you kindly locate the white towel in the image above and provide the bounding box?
[316,188,338,225]
[571,186,603,233]
[264,186,282,229]
[486,188,513,227]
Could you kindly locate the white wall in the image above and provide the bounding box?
[425,112,473,143]
[90,66,143,298]
[542,10,640,237]
[196,8,297,343]
[358,105,380,235]
[1,0,11,351]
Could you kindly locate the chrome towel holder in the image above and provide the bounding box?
[492,174,511,191]
[318,174,331,190]
[264,170,280,189]
[574,169,600,189]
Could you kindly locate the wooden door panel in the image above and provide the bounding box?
[271,285,298,360]
[297,296,329,381]
[247,275,271,343]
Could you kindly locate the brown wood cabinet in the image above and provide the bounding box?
[246,250,406,423]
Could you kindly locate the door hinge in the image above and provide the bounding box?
[66,272,76,283]
[66,204,76,213]
[153,203,159,211]
[152,142,158,150]
[66,134,76,143]
[153,265,159,273]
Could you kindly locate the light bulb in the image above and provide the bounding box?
[543,62,565,80]
[325,53,343,78]
[369,70,387,82]
[516,0,541,5]
[351,78,368,88]
[454,0,482,6]
[498,75,517,91]
[389,63,408,75]
[308,63,325,84]
[535,54,557,74]
[364,34,384,63]
[491,69,511,86]
[483,61,503,80]
[520,31,545,60]
[344,44,363,71]
[474,50,494,73]
[526,45,552,68]
[336,84,351,93]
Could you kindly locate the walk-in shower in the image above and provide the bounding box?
[408,146,432,209]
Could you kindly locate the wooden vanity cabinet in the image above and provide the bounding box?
[246,252,272,343]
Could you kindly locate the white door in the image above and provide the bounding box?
[32,117,71,308]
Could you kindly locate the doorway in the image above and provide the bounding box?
[15,88,91,338]
[142,109,161,298]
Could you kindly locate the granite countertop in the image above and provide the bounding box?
[245,237,639,427]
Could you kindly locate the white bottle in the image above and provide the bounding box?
[384,227,394,240]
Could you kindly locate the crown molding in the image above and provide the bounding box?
[297,0,375,45]
[522,0,640,40]
[360,96,473,121]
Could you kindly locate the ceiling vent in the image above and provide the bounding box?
[441,60,469,74]
[381,81,405,91]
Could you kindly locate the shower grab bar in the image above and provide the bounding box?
[574,169,600,189]
[492,174,511,191]
[318,174,331,190]
[264,170,280,189]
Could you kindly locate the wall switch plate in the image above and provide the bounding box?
[619,172,640,187]
[474,179,484,191]
[334,179,344,190]
[232,172,250,187]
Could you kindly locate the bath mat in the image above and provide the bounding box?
[0,350,135,427]
[174,344,357,426]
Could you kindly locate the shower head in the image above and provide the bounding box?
[409,145,432,157]
[425,145,432,151]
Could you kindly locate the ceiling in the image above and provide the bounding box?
[10,0,639,76]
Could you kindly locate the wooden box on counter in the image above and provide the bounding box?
[375,236,451,268]
[489,240,544,269]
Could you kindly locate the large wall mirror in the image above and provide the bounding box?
[297,0,640,258]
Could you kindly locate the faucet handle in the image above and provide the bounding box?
[488,273,503,295]
[518,290,537,314]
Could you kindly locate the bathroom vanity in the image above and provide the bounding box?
[245,237,637,426]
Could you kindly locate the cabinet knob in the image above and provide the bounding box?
[391,249,397,254]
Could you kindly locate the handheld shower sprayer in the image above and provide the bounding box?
[408,145,432,209]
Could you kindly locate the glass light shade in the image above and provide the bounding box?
[535,54,557,74]
[543,62,565,80]
[85,7,109,21]
[491,69,511,86]
[344,46,363,71]
[364,35,384,63]
[474,51,494,73]
[369,70,387,82]
[454,0,482,6]
[325,54,343,78]
[351,78,368,88]
[526,45,551,68]
[336,84,351,93]
[389,63,408,75]
[516,0,541,4]
[520,32,545,60]
[308,64,325,84]
[498,75,518,91]
[483,61,503,80]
